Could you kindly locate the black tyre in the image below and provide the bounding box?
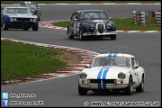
[125,76,133,95]
[79,29,84,41]
[38,18,41,21]
[67,28,74,39]
[78,85,87,95]
[2,20,9,30]
[32,24,39,31]
[136,75,144,92]
[110,34,116,40]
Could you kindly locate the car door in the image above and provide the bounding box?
[131,58,139,87]
[70,12,78,35]
[134,58,141,85]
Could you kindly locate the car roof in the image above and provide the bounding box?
[96,53,135,58]
[76,9,105,13]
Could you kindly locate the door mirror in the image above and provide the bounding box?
[73,18,77,21]
[108,17,111,20]
[85,64,91,68]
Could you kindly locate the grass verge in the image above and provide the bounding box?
[53,18,160,30]
[1,40,81,81]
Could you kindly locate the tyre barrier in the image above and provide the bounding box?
[133,11,146,25]
[155,11,161,25]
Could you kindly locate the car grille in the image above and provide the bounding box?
[97,23,104,33]
[16,18,31,22]
[90,79,115,84]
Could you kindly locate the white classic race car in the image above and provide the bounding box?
[78,53,145,95]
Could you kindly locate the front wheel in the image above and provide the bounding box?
[32,24,39,31]
[67,28,74,39]
[79,29,85,41]
[78,85,87,95]
[2,20,9,30]
[136,75,144,92]
[125,76,133,95]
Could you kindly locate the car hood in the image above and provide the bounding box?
[82,66,130,79]
[7,14,37,18]
[80,19,111,24]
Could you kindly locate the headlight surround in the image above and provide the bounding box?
[10,17,14,22]
[90,24,95,29]
[106,23,111,29]
[13,18,17,21]
[32,18,37,22]
[80,73,87,79]
[10,18,17,22]
[118,72,126,79]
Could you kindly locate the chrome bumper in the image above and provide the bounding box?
[80,84,128,89]
[82,31,117,36]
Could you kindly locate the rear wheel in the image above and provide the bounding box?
[78,85,87,95]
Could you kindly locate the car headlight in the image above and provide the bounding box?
[90,24,95,29]
[32,18,37,22]
[80,73,87,79]
[13,18,17,21]
[118,72,126,79]
[106,23,111,29]
[10,17,14,22]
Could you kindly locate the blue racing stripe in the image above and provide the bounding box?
[108,53,112,57]
[113,53,117,57]
[97,68,104,89]
[102,67,109,89]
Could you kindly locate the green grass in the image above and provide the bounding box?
[1,40,67,81]
[1,1,160,4]
[53,18,161,30]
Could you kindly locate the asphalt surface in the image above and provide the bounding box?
[1,4,161,107]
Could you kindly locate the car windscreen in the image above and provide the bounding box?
[91,57,131,68]
[80,12,108,20]
[5,8,31,14]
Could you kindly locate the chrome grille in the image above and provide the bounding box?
[16,18,31,22]
[97,23,104,33]
[90,79,115,84]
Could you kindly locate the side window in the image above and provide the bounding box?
[131,58,135,68]
[71,13,78,21]
[134,58,139,66]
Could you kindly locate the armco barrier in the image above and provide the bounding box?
[133,11,146,25]
[156,11,161,25]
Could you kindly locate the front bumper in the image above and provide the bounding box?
[82,31,117,36]
[79,79,128,90]
[7,22,37,28]
[80,84,128,89]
